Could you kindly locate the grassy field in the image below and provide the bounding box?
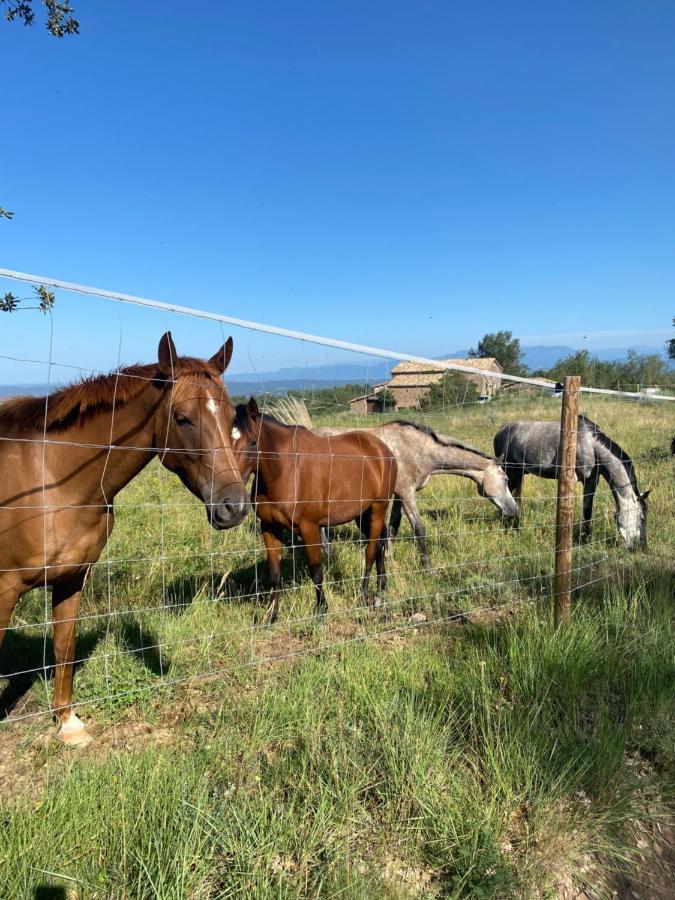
[1,393,673,898]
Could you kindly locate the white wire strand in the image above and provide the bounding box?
[1,267,673,400]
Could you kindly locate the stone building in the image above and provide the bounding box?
[347,358,503,413]
[381,358,502,410]
[347,388,387,414]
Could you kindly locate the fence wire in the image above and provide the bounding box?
[0,272,673,732]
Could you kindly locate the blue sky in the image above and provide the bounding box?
[1,1,674,382]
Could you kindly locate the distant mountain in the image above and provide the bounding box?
[1,345,670,401]
[226,360,394,394]
[228,361,395,384]
[590,345,673,364]
[227,378,380,398]
[0,383,58,399]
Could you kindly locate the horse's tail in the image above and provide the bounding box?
[265,396,314,428]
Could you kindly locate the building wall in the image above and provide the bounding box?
[390,386,425,408]
[348,397,384,414]
[390,374,500,407]
[348,398,371,414]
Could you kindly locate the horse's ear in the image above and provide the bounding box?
[247,396,260,419]
[209,336,234,374]
[158,332,177,374]
[641,489,651,502]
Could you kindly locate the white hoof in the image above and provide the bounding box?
[58,712,92,747]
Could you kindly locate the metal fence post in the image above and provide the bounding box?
[554,375,581,625]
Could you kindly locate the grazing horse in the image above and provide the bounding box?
[494,415,649,549]
[0,332,248,744]
[314,422,518,569]
[232,398,397,623]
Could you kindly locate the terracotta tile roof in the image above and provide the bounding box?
[390,357,502,375]
[387,373,447,388]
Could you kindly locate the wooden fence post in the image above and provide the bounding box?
[554,375,581,625]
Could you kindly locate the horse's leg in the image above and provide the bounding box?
[581,469,599,543]
[506,469,523,525]
[400,492,431,571]
[261,526,284,624]
[356,508,376,605]
[0,574,22,651]
[358,507,388,605]
[51,571,90,746]
[0,576,41,721]
[371,503,389,603]
[388,497,403,541]
[298,523,327,617]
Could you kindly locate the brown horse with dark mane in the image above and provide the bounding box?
[0,332,247,745]
[233,398,397,623]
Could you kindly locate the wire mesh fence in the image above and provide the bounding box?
[0,270,673,738]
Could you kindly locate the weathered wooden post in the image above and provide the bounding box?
[554,375,581,625]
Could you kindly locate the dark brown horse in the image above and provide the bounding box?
[233,398,397,623]
[0,332,247,744]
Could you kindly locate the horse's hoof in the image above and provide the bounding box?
[58,713,92,747]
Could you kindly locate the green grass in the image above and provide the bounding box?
[0,394,673,898]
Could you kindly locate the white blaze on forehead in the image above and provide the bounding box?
[231,427,241,440]
[205,390,239,467]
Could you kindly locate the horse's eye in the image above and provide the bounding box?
[175,413,193,427]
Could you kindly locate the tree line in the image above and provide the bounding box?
[467,330,674,389]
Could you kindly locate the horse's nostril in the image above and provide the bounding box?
[207,491,248,530]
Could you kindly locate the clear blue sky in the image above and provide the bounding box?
[1,1,674,382]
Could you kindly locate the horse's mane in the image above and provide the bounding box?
[579,414,639,492]
[260,412,300,429]
[391,420,494,459]
[0,358,221,434]
[234,404,308,434]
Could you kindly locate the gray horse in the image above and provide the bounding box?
[315,421,518,569]
[493,415,649,549]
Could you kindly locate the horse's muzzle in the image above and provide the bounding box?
[207,485,249,529]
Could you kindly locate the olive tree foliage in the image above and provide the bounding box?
[468,330,526,376]
[1,0,79,222]
[544,349,673,389]
[420,373,479,411]
[1,0,79,36]
[1,285,55,314]
[377,388,397,412]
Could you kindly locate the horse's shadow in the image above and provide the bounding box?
[163,529,360,616]
[0,611,164,721]
[164,549,308,615]
[34,888,66,900]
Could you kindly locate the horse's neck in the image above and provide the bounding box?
[592,440,638,507]
[57,388,161,504]
[428,441,491,483]
[256,419,292,482]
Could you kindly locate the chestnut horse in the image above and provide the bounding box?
[233,398,397,623]
[0,332,247,745]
